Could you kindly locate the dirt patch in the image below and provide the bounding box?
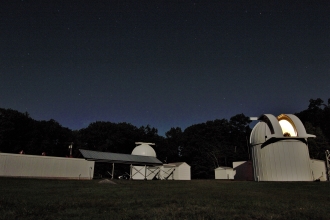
[98,179,116,184]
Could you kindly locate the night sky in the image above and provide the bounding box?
[1,1,329,135]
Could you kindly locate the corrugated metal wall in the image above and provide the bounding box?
[0,153,94,180]
[252,140,313,181]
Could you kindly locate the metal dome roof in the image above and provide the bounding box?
[250,114,315,146]
[131,142,156,157]
[250,121,271,146]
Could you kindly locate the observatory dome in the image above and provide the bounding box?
[250,114,315,146]
[249,114,315,181]
[250,121,272,146]
[131,142,156,157]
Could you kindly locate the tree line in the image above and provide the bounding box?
[0,98,329,178]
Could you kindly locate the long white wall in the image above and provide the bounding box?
[0,153,94,180]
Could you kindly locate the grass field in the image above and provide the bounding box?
[0,178,329,220]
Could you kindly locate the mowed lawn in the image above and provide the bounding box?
[0,178,329,220]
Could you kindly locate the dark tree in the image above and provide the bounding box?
[163,127,183,163]
[76,121,140,154]
[296,98,330,155]
[0,108,35,153]
[181,119,232,179]
[0,108,73,156]
[35,119,73,157]
[179,114,252,179]
[229,114,252,162]
[304,122,329,160]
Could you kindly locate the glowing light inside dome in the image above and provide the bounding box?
[279,119,297,137]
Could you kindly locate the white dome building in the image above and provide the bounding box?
[131,142,156,157]
[130,142,191,180]
[250,114,315,181]
[131,142,157,180]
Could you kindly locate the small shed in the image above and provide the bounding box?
[233,161,254,181]
[310,159,327,181]
[215,166,235,180]
[168,162,191,180]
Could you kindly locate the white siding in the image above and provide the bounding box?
[157,165,176,180]
[215,167,235,179]
[252,140,313,181]
[169,162,191,180]
[310,159,327,181]
[131,166,158,180]
[250,114,316,182]
[132,162,191,180]
[0,153,94,180]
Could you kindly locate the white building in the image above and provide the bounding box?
[250,114,315,181]
[214,166,235,180]
[167,162,191,180]
[0,152,94,180]
[131,142,159,180]
[131,165,158,180]
[131,142,191,180]
[157,163,176,180]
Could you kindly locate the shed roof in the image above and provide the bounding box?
[215,166,233,170]
[168,162,190,167]
[79,149,163,166]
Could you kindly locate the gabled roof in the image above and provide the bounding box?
[79,149,163,166]
[168,162,190,167]
[215,166,233,170]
